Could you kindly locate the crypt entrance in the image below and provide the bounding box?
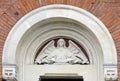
[2,5,117,81]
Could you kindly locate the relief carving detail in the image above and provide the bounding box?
[2,64,17,81]
[104,64,118,81]
[35,39,89,65]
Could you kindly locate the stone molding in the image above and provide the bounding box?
[104,64,118,81]
[2,64,17,81]
[2,4,117,64]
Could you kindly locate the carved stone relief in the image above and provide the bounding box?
[104,64,118,81]
[2,64,17,81]
[35,39,89,65]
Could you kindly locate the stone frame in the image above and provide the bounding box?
[2,4,117,81]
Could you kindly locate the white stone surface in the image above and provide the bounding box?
[104,64,118,80]
[25,65,98,81]
[2,64,17,81]
[35,39,89,64]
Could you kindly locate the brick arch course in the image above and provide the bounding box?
[0,0,120,80]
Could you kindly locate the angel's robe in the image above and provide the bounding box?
[46,47,73,63]
[41,46,84,64]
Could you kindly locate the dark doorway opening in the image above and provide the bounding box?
[41,78,83,81]
[2,78,6,81]
[40,75,83,81]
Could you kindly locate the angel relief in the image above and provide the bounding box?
[35,39,90,65]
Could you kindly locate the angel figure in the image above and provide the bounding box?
[35,39,89,65]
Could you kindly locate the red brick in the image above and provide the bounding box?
[0,8,4,15]
[63,0,68,3]
[107,2,120,7]
[71,0,82,8]
[102,0,120,2]
[89,0,102,13]
[32,0,40,8]
[21,0,31,12]
[25,0,34,10]
[56,0,63,4]
[93,3,106,18]
[14,3,25,16]
[115,0,120,2]
[112,33,120,40]
[5,6,20,21]
[0,18,12,28]
[112,7,120,17]
[2,13,16,24]
[81,0,93,10]
[102,13,116,25]
[16,1,28,14]
[66,0,71,5]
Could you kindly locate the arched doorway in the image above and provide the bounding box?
[2,4,117,81]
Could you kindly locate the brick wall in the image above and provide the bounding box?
[0,0,120,81]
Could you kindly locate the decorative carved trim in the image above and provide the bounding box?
[104,64,118,81]
[2,64,17,81]
[35,39,89,65]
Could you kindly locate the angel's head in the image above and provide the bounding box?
[57,39,65,47]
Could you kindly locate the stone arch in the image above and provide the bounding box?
[2,4,117,81]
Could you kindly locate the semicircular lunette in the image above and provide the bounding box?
[35,38,90,65]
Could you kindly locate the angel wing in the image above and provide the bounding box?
[35,40,56,64]
[68,40,89,64]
